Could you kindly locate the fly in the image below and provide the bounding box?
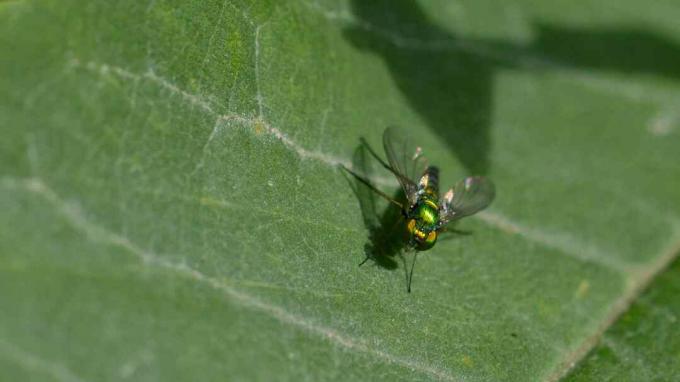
[344,127,495,292]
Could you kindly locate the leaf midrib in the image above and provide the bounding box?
[65,53,680,381]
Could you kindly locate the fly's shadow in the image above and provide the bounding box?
[342,143,407,270]
[342,139,475,292]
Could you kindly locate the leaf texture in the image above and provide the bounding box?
[1,0,680,381]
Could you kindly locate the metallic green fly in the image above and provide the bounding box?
[344,127,496,292]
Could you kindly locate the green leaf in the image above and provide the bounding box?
[1,0,680,381]
[565,256,680,381]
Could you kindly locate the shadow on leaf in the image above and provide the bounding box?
[342,144,407,270]
[344,0,680,176]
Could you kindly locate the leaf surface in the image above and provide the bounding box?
[1,0,680,381]
[565,257,680,381]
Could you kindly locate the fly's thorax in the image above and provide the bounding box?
[406,198,440,251]
[416,198,439,229]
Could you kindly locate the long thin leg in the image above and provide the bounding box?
[341,165,404,210]
[399,251,410,290]
[359,138,397,175]
[438,226,471,235]
[358,255,370,267]
[436,227,472,242]
[407,251,419,293]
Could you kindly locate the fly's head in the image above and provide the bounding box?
[406,199,439,251]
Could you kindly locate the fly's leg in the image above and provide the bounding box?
[399,247,418,293]
[407,251,418,293]
[359,138,400,177]
[340,165,404,210]
[438,226,472,237]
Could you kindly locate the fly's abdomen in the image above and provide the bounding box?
[420,166,440,200]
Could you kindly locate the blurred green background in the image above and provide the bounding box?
[1,0,679,381]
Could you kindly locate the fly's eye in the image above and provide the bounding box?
[418,231,437,251]
[425,231,437,245]
[407,219,416,232]
[416,230,437,251]
[407,219,428,240]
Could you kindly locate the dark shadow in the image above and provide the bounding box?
[529,23,680,79]
[344,142,479,291]
[342,144,407,269]
[344,143,473,291]
[345,1,496,175]
[344,1,680,176]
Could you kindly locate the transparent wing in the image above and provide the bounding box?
[382,126,428,206]
[440,176,495,225]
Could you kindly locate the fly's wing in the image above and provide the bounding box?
[440,176,495,226]
[382,126,428,206]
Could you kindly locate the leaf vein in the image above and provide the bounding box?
[4,176,459,382]
[545,225,680,381]
[0,339,86,382]
[69,58,635,273]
